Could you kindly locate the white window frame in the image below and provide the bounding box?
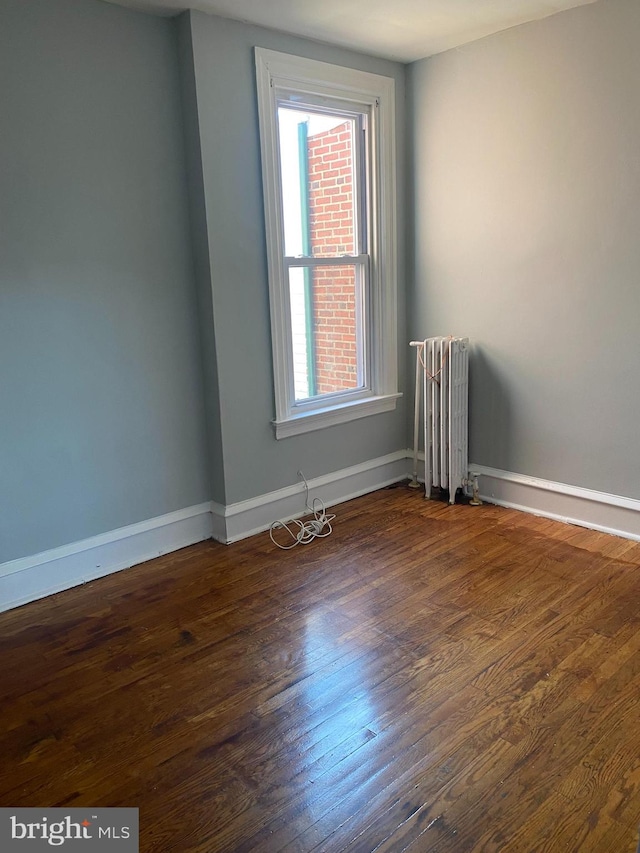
[255,48,399,439]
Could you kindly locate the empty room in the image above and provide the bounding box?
[2,0,640,849]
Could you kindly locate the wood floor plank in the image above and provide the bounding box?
[2,485,640,851]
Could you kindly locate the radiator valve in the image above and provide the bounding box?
[469,472,483,506]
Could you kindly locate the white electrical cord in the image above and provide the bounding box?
[269,471,336,550]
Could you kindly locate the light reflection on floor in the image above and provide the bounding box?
[291,604,379,820]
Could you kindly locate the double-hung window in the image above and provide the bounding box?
[255,49,399,438]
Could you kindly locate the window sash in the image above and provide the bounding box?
[277,104,369,262]
[279,102,370,407]
[286,257,370,406]
[284,254,369,267]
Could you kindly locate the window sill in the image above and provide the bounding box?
[273,393,402,439]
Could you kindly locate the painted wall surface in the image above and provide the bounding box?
[185,11,407,504]
[176,15,226,505]
[0,0,210,562]
[409,0,640,498]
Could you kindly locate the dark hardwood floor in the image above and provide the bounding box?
[2,485,640,851]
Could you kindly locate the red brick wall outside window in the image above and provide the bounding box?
[307,122,359,395]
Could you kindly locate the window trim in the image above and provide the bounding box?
[255,48,399,439]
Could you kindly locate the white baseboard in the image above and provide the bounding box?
[6,454,638,615]
[0,451,411,613]
[212,450,410,543]
[472,464,640,542]
[0,503,214,614]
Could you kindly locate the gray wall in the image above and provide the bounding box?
[0,0,210,562]
[409,0,640,498]
[176,16,226,505]
[183,11,408,504]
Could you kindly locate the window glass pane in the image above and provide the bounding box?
[289,266,311,401]
[289,264,364,401]
[278,107,357,259]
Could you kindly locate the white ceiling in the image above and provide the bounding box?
[103,0,598,62]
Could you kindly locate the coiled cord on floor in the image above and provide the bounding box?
[269,471,336,550]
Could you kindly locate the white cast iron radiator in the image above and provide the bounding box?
[410,337,469,504]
